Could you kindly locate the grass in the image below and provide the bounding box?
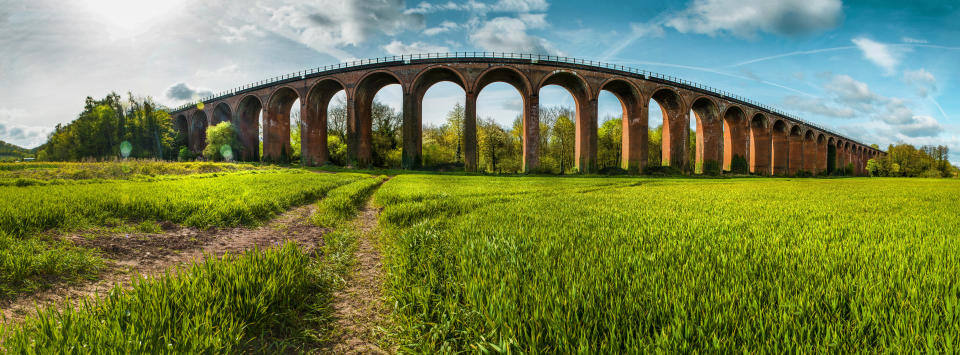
[1,243,329,353]
[0,231,102,299]
[0,169,362,238]
[313,176,388,227]
[374,175,960,353]
[0,160,268,182]
[0,166,367,300]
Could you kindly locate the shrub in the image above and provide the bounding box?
[702,160,721,176]
[730,155,749,174]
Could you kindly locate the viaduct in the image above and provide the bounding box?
[168,53,884,175]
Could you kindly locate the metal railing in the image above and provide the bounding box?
[169,52,879,152]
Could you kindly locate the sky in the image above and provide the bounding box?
[0,0,958,159]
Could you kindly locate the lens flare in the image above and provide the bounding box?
[120,141,133,158]
[220,145,234,161]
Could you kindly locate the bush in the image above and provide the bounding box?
[729,155,749,174]
[177,147,194,162]
[598,166,628,175]
[643,165,683,176]
[328,135,347,166]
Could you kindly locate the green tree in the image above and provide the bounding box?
[598,117,622,170]
[551,113,575,174]
[202,122,240,161]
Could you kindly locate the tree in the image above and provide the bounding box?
[446,103,465,162]
[202,122,240,161]
[598,117,622,169]
[648,125,663,167]
[551,113,575,174]
[328,96,348,139]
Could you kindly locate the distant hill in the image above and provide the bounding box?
[0,140,36,160]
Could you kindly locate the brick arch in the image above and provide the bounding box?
[802,129,817,173]
[406,66,470,169]
[234,95,263,162]
[598,78,645,172]
[351,70,404,167]
[473,66,538,171]
[649,87,687,169]
[262,86,300,162]
[690,96,721,173]
[749,113,771,174]
[539,70,596,172]
[771,119,789,175]
[787,125,803,174]
[189,110,208,154]
[212,102,231,126]
[721,105,747,172]
[473,65,533,97]
[302,78,347,166]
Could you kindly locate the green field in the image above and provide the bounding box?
[2,162,958,352]
[374,175,960,352]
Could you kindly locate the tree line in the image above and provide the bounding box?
[867,144,956,177]
[37,93,177,161]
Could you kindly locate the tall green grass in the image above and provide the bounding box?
[313,176,387,227]
[375,176,960,352]
[1,243,330,353]
[0,170,361,237]
[0,232,102,299]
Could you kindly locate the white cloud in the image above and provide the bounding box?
[788,74,943,138]
[424,21,458,35]
[258,0,425,59]
[783,95,856,118]
[406,0,548,14]
[0,109,52,148]
[896,115,941,137]
[902,68,937,97]
[852,37,899,74]
[664,0,843,38]
[470,16,556,54]
[383,40,450,55]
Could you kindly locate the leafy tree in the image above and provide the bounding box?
[598,117,622,170]
[202,122,240,161]
[551,114,575,174]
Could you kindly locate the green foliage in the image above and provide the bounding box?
[729,154,749,174]
[0,160,265,182]
[0,170,360,237]
[327,135,347,165]
[375,175,960,352]
[0,140,36,161]
[39,93,177,161]
[869,144,951,177]
[598,118,623,170]
[313,176,387,227]
[202,122,240,161]
[1,243,331,353]
[0,231,102,299]
[178,147,193,162]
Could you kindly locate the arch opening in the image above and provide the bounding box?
[788,125,803,175]
[412,67,468,169]
[303,79,346,166]
[771,120,788,175]
[690,98,721,175]
[235,95,262,162]
[189,111,208,154]
[353,71,402,167]
[599,79,644,173]
[476,82,524,173]
[722,106,747,173]
[475,67,537,172]
[174,115,188,151]
[264,87,299,163]
[749,114,771,175]
[213,103,231,126]
[649,88,686,170]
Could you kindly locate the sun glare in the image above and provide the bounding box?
[80,0,184,38]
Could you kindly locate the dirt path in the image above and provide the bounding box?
[1,204,329,323]
[322,200,390,354]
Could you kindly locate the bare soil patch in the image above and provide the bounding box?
[1,204,329,323]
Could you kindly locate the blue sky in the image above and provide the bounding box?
[0,0,957,159]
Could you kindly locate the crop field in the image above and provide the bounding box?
[374,175,960,352]
[0,164,366,300]
[2,162,959,352]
